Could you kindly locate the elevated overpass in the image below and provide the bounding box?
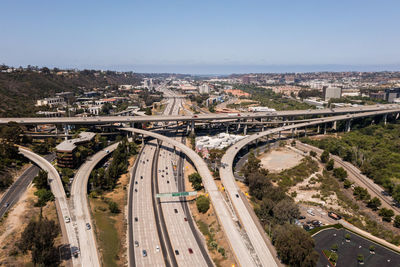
[1,104,398,126]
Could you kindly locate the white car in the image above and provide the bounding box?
[156,245,160,252]
[64,216,70,223]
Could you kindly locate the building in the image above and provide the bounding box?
[385,88,400,103]
[303,98,327,108]
[36,97,66,107]
[95,98,117,105]
[56,91,74,100]
[247,106,276,112]
[323,87,342,100]
[88,106,101,115]
[56,132,96,168]
[195,133,247,158]
[199,84,210,94]
[369,91,385,100]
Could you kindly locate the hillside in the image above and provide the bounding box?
[0,67,143,117]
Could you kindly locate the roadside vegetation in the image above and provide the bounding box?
[300,123,400,203]
[242,151,319,266]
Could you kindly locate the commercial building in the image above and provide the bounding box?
[323,87,342,100]
[199,84,210,94]
[36,97,66,107]
[385,88,400,103]
[56,132,96,168]
[195,133,247,158]
[247,106,276,112]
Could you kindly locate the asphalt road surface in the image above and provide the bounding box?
[0,153,55,218]
[70,143,119,267]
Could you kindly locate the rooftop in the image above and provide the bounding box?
[56,132,96,152]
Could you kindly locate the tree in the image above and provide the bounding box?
[108,201,120,213]
[188,172,203,190]
[309,150,317,157]
[333,167,348,181]
[320,150,330,163]
[242,150,262,184]
[196,195,210,213]
[367,197,382,211]
[345,233,351,241]
[33,170,49,190]
[17,217,60,266]
[273,224,319,267]
[357,254,364,263]
[379,208,395,222]
[331,244,338,252]
[272,198,300,224]
[326,159,334,171]
[343,179,352,189]
[34,189,55,207]
[353,186,371,201]
[394,215,400,228]
[144,107,152,115]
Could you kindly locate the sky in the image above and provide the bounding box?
[1,0,400,74]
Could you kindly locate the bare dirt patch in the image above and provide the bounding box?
[259,147,303,172]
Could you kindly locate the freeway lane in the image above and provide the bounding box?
[121,127,256,267]
[18,148,81,266]
[220,108,400,267]
[70,142,119,267]
[0,153,55,218]
[1,104,398,125]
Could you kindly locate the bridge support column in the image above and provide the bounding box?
[317,125,320,134]
[324,123,327,135]
[384,114,388,125]
[291,128,294,138]
[396,113,399,120]
[345,120,351,132]
[226,124,229,134]
[262,126,265,132]
[304,126,307,137]
[244,124,248,135]
[191,120,195,135]
[141,134,144,145]
[278,131,281,140]
[237,123,241,132]
[332,121,337,131]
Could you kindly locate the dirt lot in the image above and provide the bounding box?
[258,147,303,172]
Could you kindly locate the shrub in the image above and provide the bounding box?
[196,195,210,213]
[108,201,120,214]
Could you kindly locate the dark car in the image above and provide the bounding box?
[188,248,193,254]
[135,217,138,222]
[175,250,179,255]
[298,216,306,220]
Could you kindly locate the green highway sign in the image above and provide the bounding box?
[156,191,197,198]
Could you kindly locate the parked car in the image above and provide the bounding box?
[86,223,91,230]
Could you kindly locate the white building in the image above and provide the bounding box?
[36,97,66,107]
[199,84,210,94]
[248,106,276,112]
[88,106,101,115]
[323,87,342,100]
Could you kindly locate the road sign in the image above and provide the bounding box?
[156,191,197,198]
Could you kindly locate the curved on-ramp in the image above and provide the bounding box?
[120,127,256,267]
[18,148,81,266]
[70,142,120,267]
[221,108,400,267]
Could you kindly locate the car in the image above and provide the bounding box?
[166,166,168,169]
[156,245,160,252]
[166,172,168,175]
[147,159,149,162]
[193,115,198,118]
[135,188,138,192]
[86,223,91,230]
[105,150,109,153]
[161,175,164,178]
[167,180,169,184]
[71,247,80,258]
[299,216,306,220]
[135,181,138,184]
[4,202,9,208]
[135,217,138,222]
[188,248,193,254]
[174,209,178,214]
[175,250,180,255]
[235,194,239,198]
[184,217,188,221]
[64,216,70,223]
[135,241,139,247]
[140,176,143,179]
[142,250,147,257]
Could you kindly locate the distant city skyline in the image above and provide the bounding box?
[1,0,400,74]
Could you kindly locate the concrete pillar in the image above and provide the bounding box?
[141,134,144,145]
[332,121,337,131]
[262,126,265,132]
[384,114,388,125]
[266,135,269,148]
[237,123,241,131]
[244,124,248,135]
[317,125,320,134]
[226,124,229,134]
[291,128,294,138]
[304,126,307,137]
[345,120,351,132]
[191,120,195,134]
[324,123,327,135]
[396,113,399,120]
[278,131,281,140]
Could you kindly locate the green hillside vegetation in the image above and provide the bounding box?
[301,123,400,203]
[0,65,142,117]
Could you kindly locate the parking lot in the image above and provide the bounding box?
[313,228,400,266]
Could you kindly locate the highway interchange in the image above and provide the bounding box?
[3,89,400,266]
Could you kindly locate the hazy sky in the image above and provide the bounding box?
[1,0,400,74]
